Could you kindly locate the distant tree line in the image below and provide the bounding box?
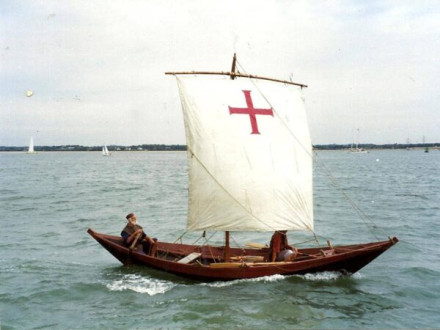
[0,144,187,152]
[1,143,439,152]
[313,143,439,150]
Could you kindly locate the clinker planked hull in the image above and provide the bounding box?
[88,228,398,281]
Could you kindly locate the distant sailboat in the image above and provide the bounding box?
[102,145,111,156]
[27,137,37,154]
[350,128,368,153]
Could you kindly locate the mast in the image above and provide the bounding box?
[222,50,235,263]
[356,128,360,150]
[230,53,237,80]
[224,231,230,262]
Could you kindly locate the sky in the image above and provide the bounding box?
[1,0,439,146]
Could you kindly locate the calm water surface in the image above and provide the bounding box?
[1,150,439,329]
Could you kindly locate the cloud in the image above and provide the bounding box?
[1,0,439,146]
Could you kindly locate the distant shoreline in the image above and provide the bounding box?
[1,143,439,152]
[313,143,439,151]
[0,144,187,152]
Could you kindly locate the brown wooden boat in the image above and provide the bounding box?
[88,228,398,281]
[88,55,398,281]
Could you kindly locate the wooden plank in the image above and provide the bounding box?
[247,261,291,266]
[230,256,265,262]
[177,252,202,264]
[321,249,335,257]
[209,263,244,268]
[245,242,267,249]
[210,261,291,268]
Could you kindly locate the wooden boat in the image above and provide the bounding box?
[88,54,398,280]
[88,228,398,281]
[349,128,369,153]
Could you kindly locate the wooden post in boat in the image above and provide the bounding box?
[327,240,333,249]
[224,231,230,262]
[230,53,237,80]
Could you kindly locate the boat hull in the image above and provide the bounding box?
[87,228,398,281]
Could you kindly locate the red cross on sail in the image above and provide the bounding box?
[228,90,273,134]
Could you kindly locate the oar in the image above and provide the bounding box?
[127,233,142,264]
[129,233,142,251]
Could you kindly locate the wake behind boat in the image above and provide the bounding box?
[88,54,398,280]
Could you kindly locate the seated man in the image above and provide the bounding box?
[268,230,298,262]
[121,212,157,256]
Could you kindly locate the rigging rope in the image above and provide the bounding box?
[312,151,387,240]
[186,146,280,232]
[173,230,218,245]
[236,60,389,241]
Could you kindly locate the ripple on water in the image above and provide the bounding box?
[106,273,177,296]
[2,150,440,328]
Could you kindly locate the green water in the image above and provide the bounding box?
[1,150,439,328]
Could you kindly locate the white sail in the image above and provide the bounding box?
[28,136,35,153]
[102,145,109,156]
[176,75,313,232]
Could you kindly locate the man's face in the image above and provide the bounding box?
[128,215,137,225]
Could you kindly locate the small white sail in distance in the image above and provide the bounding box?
[102,144,110,156]
[27,136,37,154]
[350,128,368,153]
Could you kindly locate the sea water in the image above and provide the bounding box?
[1,150,439,329]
